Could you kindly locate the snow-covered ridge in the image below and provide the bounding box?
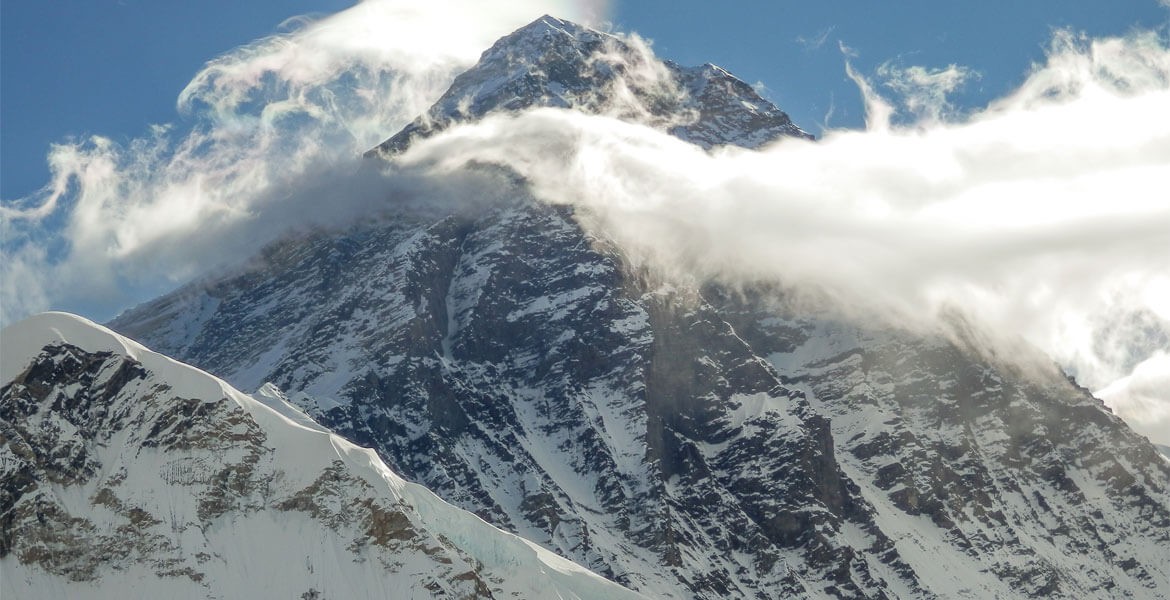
[3,312,241,412]
[1,312,647,599]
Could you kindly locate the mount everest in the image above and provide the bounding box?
[4,15,1169,600]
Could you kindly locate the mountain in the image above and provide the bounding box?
[0,313,648,599]
[40,14,1170,599]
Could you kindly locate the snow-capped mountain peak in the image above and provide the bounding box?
[368,15,810,156]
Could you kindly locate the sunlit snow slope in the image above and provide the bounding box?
[0,312,647,600]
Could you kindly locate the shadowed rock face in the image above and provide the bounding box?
[107,14,1170,600]
[709,287,1170,597]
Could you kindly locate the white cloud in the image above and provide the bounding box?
[796,26,835,51]
[1097,352,1170,446]
[876,62,977,122]
[0,0,606,323]
[398,29,1170,442]
[837,39,859,59]
[843,61,894,132]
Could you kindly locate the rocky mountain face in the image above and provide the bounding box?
[9,14,1167,600]
[0,313,649,599]
[710,289,1170,597]
[109,202,878,598]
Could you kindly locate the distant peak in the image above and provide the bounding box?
[530,14,571,28]
[481,13,609,56]
[513,14,592,36]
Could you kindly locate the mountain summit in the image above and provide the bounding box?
[368,15,811,157]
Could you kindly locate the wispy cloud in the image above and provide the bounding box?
[816,94,835,131]
[1098,352,1170,445]
[796,26,836,51]
[0,0,605,324]
[876,62,978,122]
[842,60,894,132]
[837,39,859,59]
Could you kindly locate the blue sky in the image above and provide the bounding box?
[3,1,1166,200]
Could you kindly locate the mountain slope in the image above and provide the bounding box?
[1,312,648,600]
[107,14,1170,600]
[710,289,1170,597]
[111,203,891,598]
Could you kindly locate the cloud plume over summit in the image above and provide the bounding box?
[1,5,1167,442]
[400,29,1170,442]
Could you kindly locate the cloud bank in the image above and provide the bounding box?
[1098,352,1170,446]
[399,29,1170,442]
[1,5,1166,442]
